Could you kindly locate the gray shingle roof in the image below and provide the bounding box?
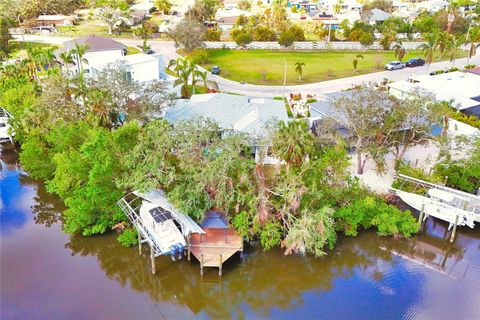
[61,35,126,53]
[369,8,392,21]
[164,93,289,138]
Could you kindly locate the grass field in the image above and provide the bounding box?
[199,49,467,85]
[9,41,57,59]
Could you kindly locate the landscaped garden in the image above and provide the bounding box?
[198,49,467,85]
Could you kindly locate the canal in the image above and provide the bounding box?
[1,144,480,319]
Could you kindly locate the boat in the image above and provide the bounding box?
[390,174,480,230]
[0,108,15,143]
[139,201,186,260]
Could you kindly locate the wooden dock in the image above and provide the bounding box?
[188,227,243,276]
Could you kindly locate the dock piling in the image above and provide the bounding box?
[200,254,204,276]
[150,247,156,274]
[219,254,223,276]
[450,215,459,243]
[138,230,142,255]
[418,203,425,226]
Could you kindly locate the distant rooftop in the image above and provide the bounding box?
[387,71,480,111]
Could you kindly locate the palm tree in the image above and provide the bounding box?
[25,44,43,83]
[448,34,465,66]
[271,121,315,171]
[70,43,89,74]
[134,26,151,53]
[294,61,305,81]
[168,58,195,98]
[352,54,364,73]
[196,70,208,92]
[419,33,438,73]
[59,51,73,71]
[436,32,450,59]
[393,41,406,61]
[466,26,480,64]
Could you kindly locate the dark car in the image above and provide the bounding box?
[211,65,221,75]
[406,58,426,67]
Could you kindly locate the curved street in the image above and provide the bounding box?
[14,35,480,97]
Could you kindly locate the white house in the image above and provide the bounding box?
[57,35,166,82]
[387,72,480,117]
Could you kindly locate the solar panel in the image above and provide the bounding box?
[149,206,173,223]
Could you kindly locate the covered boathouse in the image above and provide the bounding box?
[117,189,243,276]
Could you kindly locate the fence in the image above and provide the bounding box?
[204,41,425,50]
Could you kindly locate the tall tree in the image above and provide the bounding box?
[332,85,400,174]
[95,6,129,35]
[155,0,172,15]
[0,17,13,61]
[169,19,206,53]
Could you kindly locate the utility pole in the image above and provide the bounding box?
[282,58,287,99]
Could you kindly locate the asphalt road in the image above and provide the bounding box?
[14,35,480,97]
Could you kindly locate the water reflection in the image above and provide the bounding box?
[2,143,480,320]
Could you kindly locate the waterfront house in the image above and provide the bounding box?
[164,93,289,164]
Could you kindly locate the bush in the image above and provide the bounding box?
[187,48,210,64]
[348,29,363,41]
[234,31,253,47]
[464,64,476,69]
[253,25,276,41]
[288,24,305,41]
[359,32,374,47]
[291,5,297,13]
[278,30,296,47]
[238,0,252,11]
[117,228,138,247]
[205,28,221,41]
[334,196,419,237]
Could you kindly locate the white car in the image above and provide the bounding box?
[384,61,406,71]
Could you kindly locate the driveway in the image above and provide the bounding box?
[14,35,480,97]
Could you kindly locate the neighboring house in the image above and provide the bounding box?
[288,1,319,12]
[387,72,480,117]
[392,1,410,16]
[319,0,363,14]
[417,0,449,12]
[57,35,167,82]
[364,8,392,25]
[37,15,76,26]
[126,10,147,26]
[130,0,156,14]
[164,93,289,164]
[215,7,254,31]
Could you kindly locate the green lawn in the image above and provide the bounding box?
[9,41,57,59]
[199,49,467,85]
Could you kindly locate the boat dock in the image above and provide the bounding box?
[390,174,480,242]
[118,192,243,276]
[187,212,243,276]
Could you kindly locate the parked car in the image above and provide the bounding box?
[146,49,155,54]
[406,58,425,68]
[211,65,221,75]
[384,61,406,71]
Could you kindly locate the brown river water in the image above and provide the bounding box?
[1,143,480,320]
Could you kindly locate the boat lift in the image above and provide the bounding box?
[0,107,15,143]
[117,189,243,276]
[390,174,480,242]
